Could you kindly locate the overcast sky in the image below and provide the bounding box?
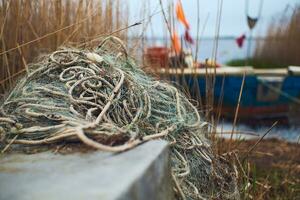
[127,0,299,38]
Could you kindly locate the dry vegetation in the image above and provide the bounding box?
[0,0,128,94]
[215,138,300,200]
[0,0,299,199]
[225,8,300,199]
[254,5,300,67]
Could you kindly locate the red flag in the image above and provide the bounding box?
[184,29,194,44]
[175,1,190,29]
[236,34,246,48]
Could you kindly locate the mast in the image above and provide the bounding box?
[245,0,264,64]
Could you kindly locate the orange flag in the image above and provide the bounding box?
[176,1,190,29]
[171,31,181,54]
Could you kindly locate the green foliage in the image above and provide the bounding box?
[250,166,300,200]
[226,58,287,69]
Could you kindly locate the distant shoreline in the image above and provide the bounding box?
[128,36,284,41]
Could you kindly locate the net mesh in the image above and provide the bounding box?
[0,36,239,199]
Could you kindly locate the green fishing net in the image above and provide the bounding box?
[0,36,238,199]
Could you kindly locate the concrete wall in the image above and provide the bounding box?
[0,140,173,200]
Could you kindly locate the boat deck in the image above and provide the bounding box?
[156,66,300,76]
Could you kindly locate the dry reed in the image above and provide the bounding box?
[254,5,300,67]
[0,0,128,94]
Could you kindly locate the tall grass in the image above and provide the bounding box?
[254,5,300,67]
[0,0,128,94]
[1,1,298,199]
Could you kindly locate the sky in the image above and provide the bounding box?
[127,0,299,38]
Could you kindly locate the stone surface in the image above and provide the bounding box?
[0,140,172,200]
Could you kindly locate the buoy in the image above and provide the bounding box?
[86,52,103,63]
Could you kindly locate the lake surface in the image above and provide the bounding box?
[143,37,257,64]
[219,122,300,143]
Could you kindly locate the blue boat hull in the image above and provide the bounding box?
[170,74,300,124]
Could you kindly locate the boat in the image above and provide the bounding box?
[142,0,300,125]
[154,66,300,125]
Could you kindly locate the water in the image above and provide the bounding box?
[195,38,255,64]
[219,123,300,143]
[143,37,256,64]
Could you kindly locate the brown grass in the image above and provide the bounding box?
[1,1,298,198]
[0,0,128,94]
[215,138,300,200]
[254,5,300,67]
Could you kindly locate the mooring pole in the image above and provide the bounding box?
[246,29,253,66]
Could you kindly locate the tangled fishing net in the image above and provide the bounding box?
[0,36,238,199]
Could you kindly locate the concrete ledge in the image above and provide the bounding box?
[0,140,172,200]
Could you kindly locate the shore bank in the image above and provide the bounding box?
[218,138,300,199]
